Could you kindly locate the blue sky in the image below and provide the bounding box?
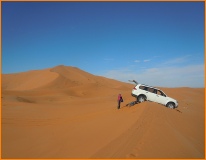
[2,2,204,87]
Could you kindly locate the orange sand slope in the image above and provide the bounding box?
[2,65,205,158]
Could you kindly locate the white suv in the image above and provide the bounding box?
[131,83,178,109]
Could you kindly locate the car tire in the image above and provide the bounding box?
[166,102,175,109]
[138,95,145,103]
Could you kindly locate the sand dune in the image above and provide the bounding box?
[2,68,59,91]
[1,65,205,158]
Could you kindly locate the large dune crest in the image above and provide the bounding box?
[2,65,130,92]
[2,68,58,91]
[2,65,132,102]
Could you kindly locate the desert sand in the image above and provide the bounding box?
[1,65,205,158]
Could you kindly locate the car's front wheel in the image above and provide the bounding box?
[138,95,145,103]
[166,102,175,109]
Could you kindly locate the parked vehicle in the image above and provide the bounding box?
[130,81,178,109]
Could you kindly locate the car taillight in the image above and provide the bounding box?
[133,87,137,90]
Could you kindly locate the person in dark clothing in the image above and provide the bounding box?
[117,94,123,109]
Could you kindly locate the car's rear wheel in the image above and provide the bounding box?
[166,102,175,109]
[138,95,145,103]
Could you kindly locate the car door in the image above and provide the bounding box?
[146,87,157,102]
[154,90,167,105]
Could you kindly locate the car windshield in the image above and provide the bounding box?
[157,90,166,97]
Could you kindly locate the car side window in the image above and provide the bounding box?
[139,86,148,91]
[148,88,154,93]
[144,87,148,91]
[139,86,144,90]
[148,88,157,94]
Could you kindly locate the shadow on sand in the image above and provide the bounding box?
[125,101,139,107]
[123,101,183,114]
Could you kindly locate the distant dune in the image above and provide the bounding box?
[2,65,205,158]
